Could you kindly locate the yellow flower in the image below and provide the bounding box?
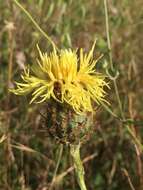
[10,42,109,114]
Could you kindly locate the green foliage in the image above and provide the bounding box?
[0,0,143,189]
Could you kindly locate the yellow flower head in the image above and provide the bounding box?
[11,42,109,114]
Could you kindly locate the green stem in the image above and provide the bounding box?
[13,0,58,51]
[49,144,63,190]
[103,0,143,154]
[126,125,143,151]
[103,0,113,71]
[104,0,124,119]
[70,144,87,190]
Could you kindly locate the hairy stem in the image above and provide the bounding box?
[70,144,87,190]
[103,0,124,119]
[13,0,58,51]
[103,0,113,71]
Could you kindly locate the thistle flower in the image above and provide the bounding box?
[10,42,108,114]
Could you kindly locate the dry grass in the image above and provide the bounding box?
[0,0,143,189]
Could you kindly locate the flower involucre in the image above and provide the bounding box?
[11,42,108,114]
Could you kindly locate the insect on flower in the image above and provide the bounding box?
[10,41,109,114]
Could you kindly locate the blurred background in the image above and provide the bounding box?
[0,0,143,189]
